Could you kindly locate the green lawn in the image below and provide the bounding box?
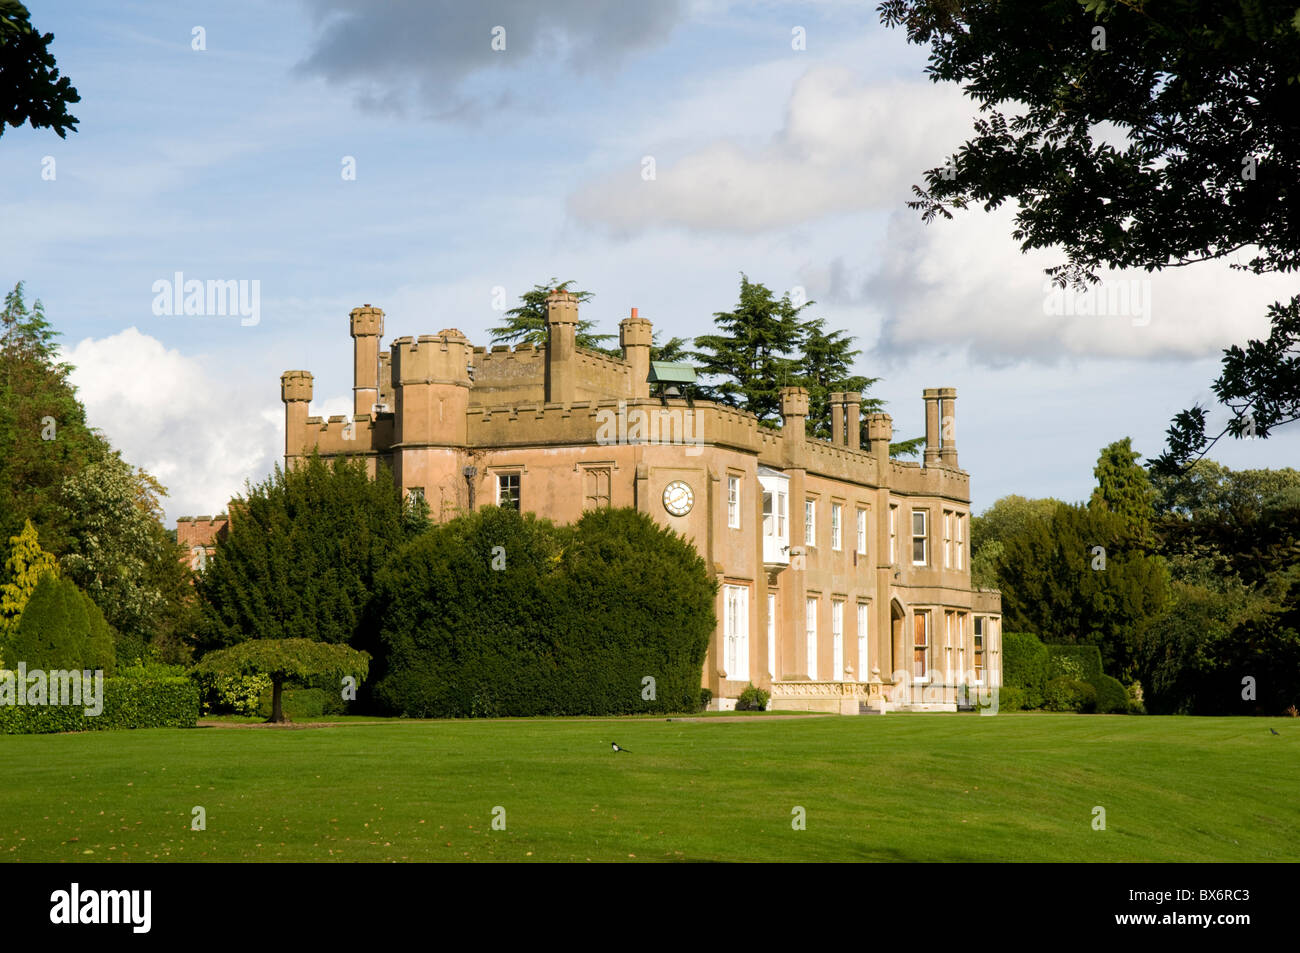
[1,713,1295,862]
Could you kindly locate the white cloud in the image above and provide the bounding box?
[568,67,972,234]
[62,328,283,522]
[865,206,1295,365]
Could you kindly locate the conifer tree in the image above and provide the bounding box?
[0,518,58,654]
[489,279,615,352]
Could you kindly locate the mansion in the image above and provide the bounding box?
[181,291,1002,713]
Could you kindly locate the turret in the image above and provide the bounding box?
[351,304,384,418]
[391,329,472,447]
[545,290,578,404]
[619,308,652,399]
[280,370,313,465]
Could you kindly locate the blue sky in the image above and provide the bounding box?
[4,0,1295,523]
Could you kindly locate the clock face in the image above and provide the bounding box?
[662,480,694,517]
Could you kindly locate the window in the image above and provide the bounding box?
[805,499,817,548]
[913,611,930,681]
[497,472,521,509]
[762,488,787,537]
[724,585,749,680]
[856,508,867,555]
[583,468,610,509]
[955,513,965,571]
[956,612,967,684]
[911,509,928,565]
[974,617,985,683]
[857,603,869,679]
[943,510,953,569]
[831,503,842,551]
[805,597,818,680]
[728,476,741,529]
[944,610,955,683]
[832,600,844,681]
[767,593,777,678]
[190,546,207,572]
[889,505,898,564]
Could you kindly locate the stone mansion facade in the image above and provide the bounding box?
[181,291,1002,712]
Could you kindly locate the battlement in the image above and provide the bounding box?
[350,304,384,338]
[281,370,313,403]
[390,330,473,384]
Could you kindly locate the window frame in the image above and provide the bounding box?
[856,507,867,555]
[805,596,818,680]
[911,508,928,566]
[727,475,741,529]
[831,502,842,552]
[805,499,817,549]
[496,472,521,510]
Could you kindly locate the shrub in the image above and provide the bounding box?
[81,592,117,677]
[1043,677,1097,713]
[1094,674,1129,714]
[994,684,1026,711]
[1002,631,1049,708]
[699,688,713,712]
[373,506,716,717]
[195,672,272,715]
[0,676,198,733]
[1127,679,1147,715]
[736,683,769,711]
[8,576,90,670]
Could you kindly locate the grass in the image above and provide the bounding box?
[1,713,1295,862]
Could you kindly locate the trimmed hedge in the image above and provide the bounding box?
[0,676,198,733]
[7,576,117,676]
[994,684,1026,711]
[1002,631,1049,709]
[372,506,716,717]
[1048,644,1129,713]
[1095,674,1129,714]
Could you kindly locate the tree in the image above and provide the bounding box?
[0,518,57,650]
[191,638,370,723]
[692,274,806,425]
[196,455,417,651]
[7,574,113,673]
[996,502,1168,679]
[58,448,186,654]
[0,283,110,564]
[877,0,1300,468]
[1089,438,1155,544]
[649,331,691,364]
[969,494,1061,589]
[489,279,615,352]
[0,1,80,140]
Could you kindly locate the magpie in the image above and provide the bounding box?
[1270,728,1280,736]
[611,742,630,752]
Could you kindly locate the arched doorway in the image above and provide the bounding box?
[889,598,906,683]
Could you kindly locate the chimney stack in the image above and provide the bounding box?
[923,388,942,467]
[845,392,862,450]
[830,391,847,445]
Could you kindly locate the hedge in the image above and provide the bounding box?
[1002,631,1049,709]
[0,676,199,733]
[372,506,716,717]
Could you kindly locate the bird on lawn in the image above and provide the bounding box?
[611,742,630,752]
[1270,728,1280,736]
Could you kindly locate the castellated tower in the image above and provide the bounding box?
[619,308,652,400]
[545,290,578,404]
[280,370,313,464]
[351,304,384,418]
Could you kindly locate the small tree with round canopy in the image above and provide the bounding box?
[192,638,370,724]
